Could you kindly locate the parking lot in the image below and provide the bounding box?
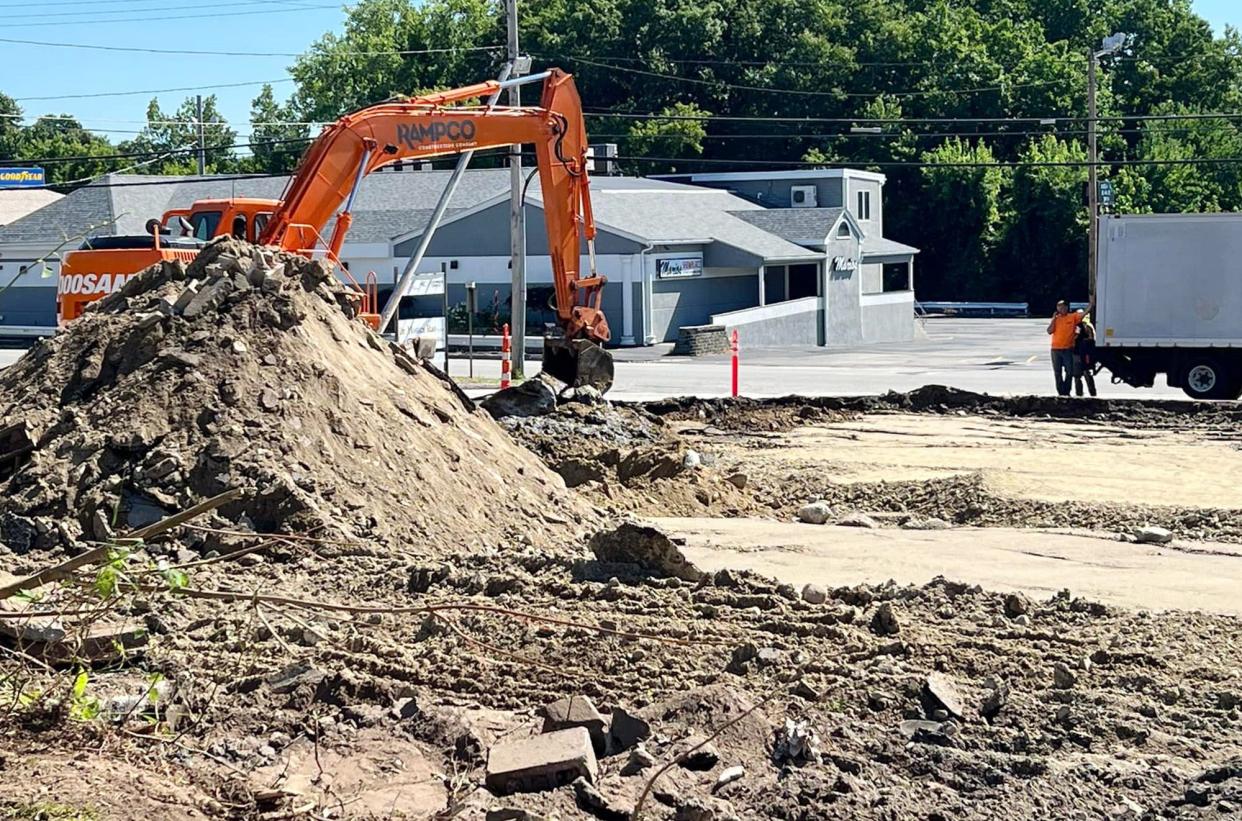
[0,317,1189,400]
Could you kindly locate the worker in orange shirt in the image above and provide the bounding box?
[1047,299,1082,397]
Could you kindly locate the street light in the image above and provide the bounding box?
[1088,33,1128,301]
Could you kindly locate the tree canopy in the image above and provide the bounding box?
[4,0,1242,306]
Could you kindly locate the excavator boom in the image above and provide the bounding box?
[260,69,612,388]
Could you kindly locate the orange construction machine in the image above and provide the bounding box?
[57,68,612,390]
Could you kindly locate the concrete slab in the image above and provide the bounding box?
[653,518,1242,615]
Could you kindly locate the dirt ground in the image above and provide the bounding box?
[2,258,1241,821]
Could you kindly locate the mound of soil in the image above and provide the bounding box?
[642,385,1242,432]
[0,237,586,558]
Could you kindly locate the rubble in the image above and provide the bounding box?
[870,602,901,636]
[797,501,833,524]
[1134,525,1174,544]
[485,728,598,794]
[0,238,584,556]
[542,695,607,755]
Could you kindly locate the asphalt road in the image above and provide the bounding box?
[0,318,1187,401]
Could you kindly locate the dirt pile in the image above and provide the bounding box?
[642,384,1242,433]
[501,397,759,517]
[0,237,586,559]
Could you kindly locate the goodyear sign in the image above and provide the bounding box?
[0,167,46,188]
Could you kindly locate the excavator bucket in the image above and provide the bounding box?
[542,337,615,394]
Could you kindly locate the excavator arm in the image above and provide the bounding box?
[259,69,612,374]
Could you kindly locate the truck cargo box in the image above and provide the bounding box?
[1097,214,1242,347]
[1095,213,1242,399]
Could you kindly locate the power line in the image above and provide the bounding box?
[590,152,1242,170]
[585,109,1242,126]
[4,0,318,21]
[0,35,504,58]
[14,78,293,103]
[6,3,344,28]
[1,136,315,166]
[544,52,1087,69]
[563,55,1061,98]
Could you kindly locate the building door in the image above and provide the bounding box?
[788,263,819,299]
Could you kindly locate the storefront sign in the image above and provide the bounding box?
[0,167,45,188]
[656,256,703,279]
[831,256,858,272]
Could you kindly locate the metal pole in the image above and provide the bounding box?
[1087,52,1099,301]
[507,0,527,379]
[441,262,450,374]
[377,63,515,335]
[195,95,206,175]
[466,281,476,378]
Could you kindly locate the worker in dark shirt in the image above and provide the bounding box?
[1073,315,1098,397]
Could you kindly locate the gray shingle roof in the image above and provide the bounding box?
[729,208,844,245]
[525,185,821,262]
[0,168,513,246]
[863,236,920,257]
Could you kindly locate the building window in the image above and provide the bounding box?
[882,262,910,292]
[837,222,851,237]
[856,190,872,221]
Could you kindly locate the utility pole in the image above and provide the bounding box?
[1087,53,1099,300]
[195,95,206,175]
[506,0,527,379]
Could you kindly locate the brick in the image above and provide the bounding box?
[542,695,607,754]
[485,727,597,795]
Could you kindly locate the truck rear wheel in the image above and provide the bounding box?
[1181,358,1234,400]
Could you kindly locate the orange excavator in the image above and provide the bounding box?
[56,68,613,390]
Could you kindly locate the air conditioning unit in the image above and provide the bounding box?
[791,185,818,208]
[588,143,619,175]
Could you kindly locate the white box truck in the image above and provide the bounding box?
[1096,213,1242,399]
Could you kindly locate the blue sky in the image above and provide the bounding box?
[0,1,1238,150]
[0,1,348,145]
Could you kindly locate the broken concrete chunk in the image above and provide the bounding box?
[1004,592,1033,618]
[981,680,1010,719]
[607,706,651,753]
[837,512,880,529]
[259,388,281,412]
[485,727,597,795]
[542,695,607,755]
[714,765,745,792]
[924,673,965,720]
[622,744,656,775]
[870,602,901,636]
[801,583,827,605]
[1053,662,1077,689]
[589,522,705,583]
[1134,525,1173,544]
[481,378,557,419]
[267,663,326,694]
[172,282,201,312]
[797,500,832,525]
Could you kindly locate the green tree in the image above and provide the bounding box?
[624,102,710,169]
[119,96,239,175]
[916,139,1010,299]
[996,136,1089,309]
[278,0,1242,302]
[14,116,115,184]
[248,84,309,175]
[0,93,21,159]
